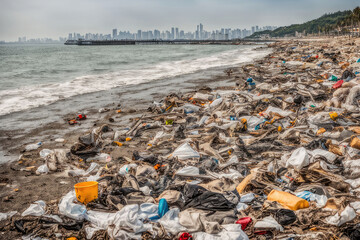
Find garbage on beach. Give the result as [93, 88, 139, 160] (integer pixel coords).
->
[4, 38, 360, 239]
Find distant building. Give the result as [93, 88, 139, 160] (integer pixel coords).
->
[154, 29, 160, 39]
[171, 27, 175, 40]
[112, 29, 118, 39]
[175, 27, 179, 39]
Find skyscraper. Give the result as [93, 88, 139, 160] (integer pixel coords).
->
[137, 30, 142, 40]
[196, 25, 200, 40]
[199, 23, 203, 39]
[175, 28, 179, 39]
[112, 29, 118, 39]
[171, 27, 175, 40]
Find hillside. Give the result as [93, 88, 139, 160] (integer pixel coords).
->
[250, 10, 352, 38]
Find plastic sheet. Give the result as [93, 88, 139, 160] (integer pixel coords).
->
[286, 147, 310, 170]
[22, 201, 46, 217]
[58, 191, 87, 221]
[171, 143, 200, 160]
[326, 205, 356, 226]
[254, 216, 284, 231]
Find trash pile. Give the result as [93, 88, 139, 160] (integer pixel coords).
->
[2, 38, 360, 239]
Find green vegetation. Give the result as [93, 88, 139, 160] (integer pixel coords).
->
[250, 7, 360, 38]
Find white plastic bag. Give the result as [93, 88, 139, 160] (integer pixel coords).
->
[311, 149, 337, 164]
[236, 202, 249, 211]
[219, 155, 238, 169]
[22, 201, 46, 217]
[286, 147, 310, 170]
[88, 153, 111, 163]
[36, 164, 49, 174]
[263, 106, 293, 117]
[254, 216, 284, 231]
[210, 98, 223, 108]
[25, 142, 42, 151]
[58, 191, 87, 221]
[326, 205, 356, 226]
[183, 104, 200, 113]
[175, 166, 199, 176]
[240, 193, 255, 203]
[171, 143, 200, 160]
[0, 211, 17, 221]
[118, 164, 137, 176]
[39, 149, 53, 158]
[158, 208, 186, 235]
[192, 224, 249, 240]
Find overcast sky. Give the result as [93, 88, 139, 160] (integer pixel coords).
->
[0, 0, 359, 41]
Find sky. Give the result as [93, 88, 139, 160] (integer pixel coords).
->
[0, 0, 359, 41]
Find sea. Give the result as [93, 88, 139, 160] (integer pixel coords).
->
[0, 43, 272, 162]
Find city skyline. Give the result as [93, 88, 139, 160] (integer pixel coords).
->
[14, 24, 277, 43]
[1, 0, 359, 41]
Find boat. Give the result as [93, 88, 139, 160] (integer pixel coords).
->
[64, 40, 78, 45]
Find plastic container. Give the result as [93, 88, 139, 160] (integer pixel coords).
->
[267, 190, 309, 210]
[74, 181, 98, 204]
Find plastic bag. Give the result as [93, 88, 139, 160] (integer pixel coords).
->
[22, 201, 46, 217]
[275, 209, 296, 226]
[0, 211, 17, 221]
[36, 164, 49, 174]
[118, 164, 137, 176]
[58, 191, 87, 221]
[183, 104, 200, 114]
[171, 143, 200, 160]
[175, 166, 200, 176]
[263, 106, 293, 117]
[212, 169, 243, 180]
[25, 142, 42, 151]
[311, 149, 337, 164]
[192, 224, 249, 240]
[108, 204, 153, 235]
[39, 149, 53, 158]
[286, 147, 310, 170]
[326, 205, 356, 226]
[236, 202, 249, 211]
[210, 98, 223, 108]
[240, 193, 255, 203]
[88, 153, 111, 163]
[219, 155, 239, 169]
[87, 210, 117, 229]
[296, 191, 327, 208]
[254, 216, 284, 231]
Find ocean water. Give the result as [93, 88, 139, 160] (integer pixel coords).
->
[0, 44, 268, 116]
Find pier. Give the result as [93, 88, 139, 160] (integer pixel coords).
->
[67, 39, 273, 46]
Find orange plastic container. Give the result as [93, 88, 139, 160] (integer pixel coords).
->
[267, 190, 309, 210]
[74, 181, 98, 204]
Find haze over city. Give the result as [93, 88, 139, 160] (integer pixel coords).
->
[1, 0, 359, 41]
